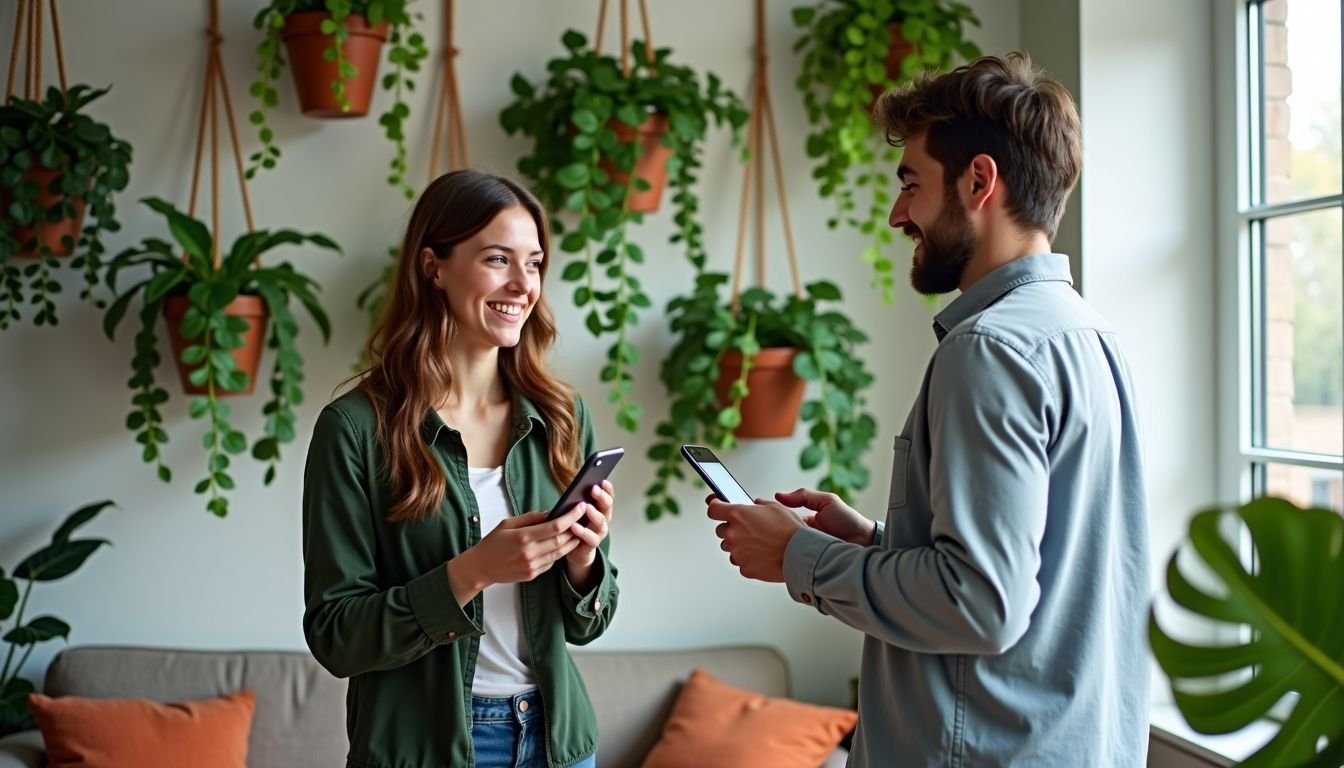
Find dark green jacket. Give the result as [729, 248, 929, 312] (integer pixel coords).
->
[302, 387, 618, 768]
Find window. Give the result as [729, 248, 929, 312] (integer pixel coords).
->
[1230, 0, 1342, 512]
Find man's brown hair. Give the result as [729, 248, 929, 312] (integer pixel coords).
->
[875, 52, 1081, 241]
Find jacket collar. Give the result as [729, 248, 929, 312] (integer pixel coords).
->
[932, 253, 1074, 341]
[420, 388, 545, 445]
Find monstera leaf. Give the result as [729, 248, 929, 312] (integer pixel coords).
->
[1150, 497, 1344, 767]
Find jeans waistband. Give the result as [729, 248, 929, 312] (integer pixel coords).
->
[471, 688, 543, 725]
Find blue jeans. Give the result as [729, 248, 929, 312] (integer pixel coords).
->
[470, 689, 596, 768]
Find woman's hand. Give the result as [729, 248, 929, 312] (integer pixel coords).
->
[446, 506, 586, 606]
[563, 480, 614, 591]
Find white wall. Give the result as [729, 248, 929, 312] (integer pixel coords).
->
[1076, 0, 1218, 709]
[0, 0, 1018, 706]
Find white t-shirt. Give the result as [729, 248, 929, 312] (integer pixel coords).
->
[467, 465, 537, 697]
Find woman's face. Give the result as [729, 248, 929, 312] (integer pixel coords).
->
[421, 205, 544, 352]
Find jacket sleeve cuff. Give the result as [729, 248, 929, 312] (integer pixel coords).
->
[784, 527, 836, 613]
[560, 549, 612, 618]
[406, 560, 482, 643]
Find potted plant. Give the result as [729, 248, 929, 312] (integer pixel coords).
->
[0, 85, 132, 328]
[500, 31, 747, 433]
[1149, 496, 1344, 766]
[0, 500, 114, 735]
[643, 273, 877, 520]
[102, 198, 338, 518]
[248, 0, 428, 198]
[793, 0, 980, 303]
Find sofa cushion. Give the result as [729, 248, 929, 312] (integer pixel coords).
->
[639, 668, 856, 768]
[29, 689, 254, 768]
[44, 646, 346, 768]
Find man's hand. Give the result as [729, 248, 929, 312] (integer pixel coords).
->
[706, 495, 805, 582]
[775, 487, 877, 546]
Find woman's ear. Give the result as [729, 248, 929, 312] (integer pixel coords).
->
[419, 247, 440, 286]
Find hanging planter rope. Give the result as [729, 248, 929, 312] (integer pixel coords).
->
[427, 0, 468, 179]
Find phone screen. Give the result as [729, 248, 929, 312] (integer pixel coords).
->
[681, 445, 755, 504]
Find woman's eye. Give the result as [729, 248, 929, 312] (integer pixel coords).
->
[487, 255, 507, 264]
[528, 260, 544, 270]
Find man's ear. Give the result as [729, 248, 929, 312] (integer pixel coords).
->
[966, 154, 998, 210]
[419, 247, 440, 286]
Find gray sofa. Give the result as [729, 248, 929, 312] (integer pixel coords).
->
[0, 645, 849, 768]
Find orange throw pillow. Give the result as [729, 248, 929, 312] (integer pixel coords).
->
[28, 689, 255, 768]
[641, 668, 857, 768]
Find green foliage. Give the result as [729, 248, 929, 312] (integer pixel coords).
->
[353, 245, 397, 369]
[500, 30, 748, 433]
[1150, 497, 1344, 767]
[0, 85, 132, 328]
[103, 198, 339, 517]
[793, 0, 979, 302]
[249, 0, 428, 198]
[644, 274, 876, 520]
[0, 500, 114, 736]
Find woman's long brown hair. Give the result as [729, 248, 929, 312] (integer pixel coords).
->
[358, 170, 581, 523]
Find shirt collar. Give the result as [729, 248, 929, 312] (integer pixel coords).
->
[420, 388, 545, 445]
[932, 253, 1074, 340]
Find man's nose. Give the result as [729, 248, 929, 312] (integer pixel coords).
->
[889, 197, 910, 229]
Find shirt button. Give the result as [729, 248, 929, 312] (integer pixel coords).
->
[447, 631, 456, 639]
[801, 594, 813, 605]
[518, 700, 529, 712]
[471, 516, 479, 523]
[592, 600, 601, 611]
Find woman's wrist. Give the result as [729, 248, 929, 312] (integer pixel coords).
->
[446, 549, 487, 606]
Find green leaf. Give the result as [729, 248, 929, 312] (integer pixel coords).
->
[556, 163, 590, 190]
[51, 501, 115, 544]
[0, 575, 17, 621]
[15, 539, 109, 582]
[3, 615, 70, 645]
[1150, 498, 1344, 766]
[800, 444, 825, 470]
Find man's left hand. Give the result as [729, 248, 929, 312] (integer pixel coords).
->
[706, 495, 805, 583]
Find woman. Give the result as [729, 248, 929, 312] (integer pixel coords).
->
[302, 170, 617, 768]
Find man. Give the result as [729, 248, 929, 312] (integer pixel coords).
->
[707, 53, 1150, 766]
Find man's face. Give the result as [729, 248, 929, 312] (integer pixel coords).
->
[888, 133, 977, 295]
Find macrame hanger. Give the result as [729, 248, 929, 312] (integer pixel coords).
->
[6, 0, 70, 102]
[593, 0, 656, 77]
[730, 0, 802, 314]
[429, 0, 468, 180]
[186, 0, 255, 267]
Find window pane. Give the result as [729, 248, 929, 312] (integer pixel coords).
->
[1257, 207, 1342, 456]
[1260, 463, 1344, 512]
[1257, 0, 1341, 205]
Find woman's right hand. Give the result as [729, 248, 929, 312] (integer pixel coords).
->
[445, 506, 587, 605]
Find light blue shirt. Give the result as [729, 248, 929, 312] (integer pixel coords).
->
[785, 254, 1150, 767]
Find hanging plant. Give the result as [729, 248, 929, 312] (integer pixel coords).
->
[793, 0, 980, 302]
[0, 85, 131, 328]
[644, 273, 876, 520]
[248, 0, 429, 198]
[103, 198, 338, 517]
[500, 30, 747, 433]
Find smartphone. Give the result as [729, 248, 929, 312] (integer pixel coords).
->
[680, 445, 755, 505]
[546, 447, 624, 522]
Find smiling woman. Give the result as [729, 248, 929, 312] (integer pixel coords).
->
[301, 170, 619, 768]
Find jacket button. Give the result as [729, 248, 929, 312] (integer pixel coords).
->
[471, 516, 479, 523]
[592, 599, 601, 612]
[447, 631, 456, 639]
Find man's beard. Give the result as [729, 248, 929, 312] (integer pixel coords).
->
[908, 186, 976, 295]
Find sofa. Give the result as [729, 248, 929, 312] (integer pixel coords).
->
[0, 644, 849, 768]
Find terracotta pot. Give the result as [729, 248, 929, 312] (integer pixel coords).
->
[282, 12, 389, 118]
[600, 114, 673, 213]
[4, 165, 87, 258]
[868, 23, 917, 110]
[163, 294, 269, 396]
[714, 348, 807, 439]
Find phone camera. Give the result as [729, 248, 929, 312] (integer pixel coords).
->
[595, 460, 603, 466]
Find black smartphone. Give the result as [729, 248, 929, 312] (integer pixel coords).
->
[546, 447, 624, 522]
[680, 445, 755, 504]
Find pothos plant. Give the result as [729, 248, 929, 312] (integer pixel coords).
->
[103, 198, 338, 517]
[793, 0, 980, 302]
[0, 85, 131, 328]
[500, 31, 747, 432]
[248, 0, 428, 198]
[0, 500, 113, 736]
[644, 273, 877, 520]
